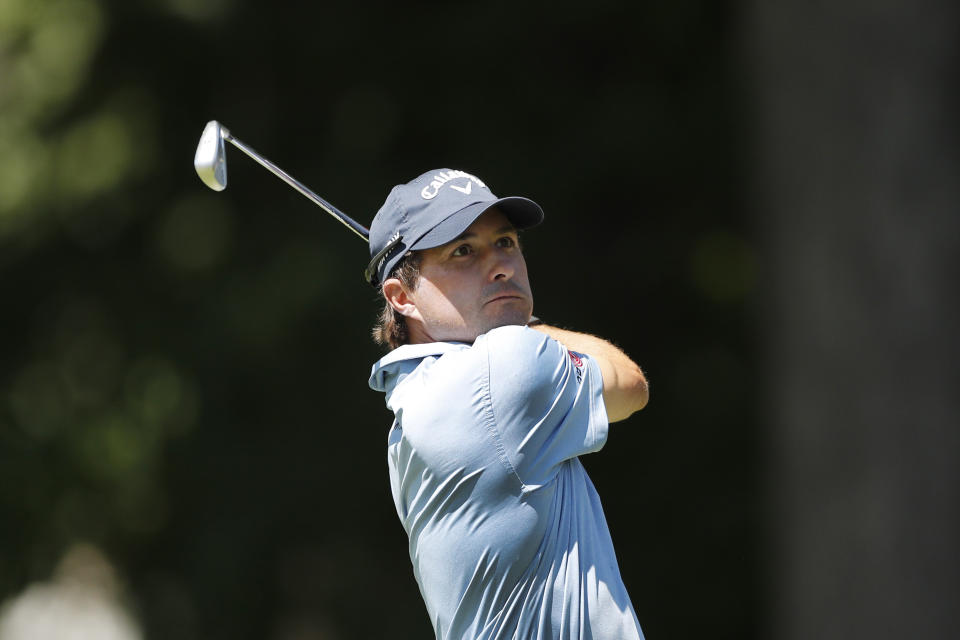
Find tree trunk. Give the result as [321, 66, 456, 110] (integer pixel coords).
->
[747, 2, 960, 638]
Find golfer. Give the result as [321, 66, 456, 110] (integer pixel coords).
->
[367, 169, 648, 639]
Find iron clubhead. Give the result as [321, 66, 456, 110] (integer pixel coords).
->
[194, 120, 228, 191]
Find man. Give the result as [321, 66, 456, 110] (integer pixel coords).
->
[367, 169, 649, 639]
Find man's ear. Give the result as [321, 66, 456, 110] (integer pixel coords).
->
[382, 277, 418, 318]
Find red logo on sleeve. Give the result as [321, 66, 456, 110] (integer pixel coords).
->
[568, 351, 584, 383]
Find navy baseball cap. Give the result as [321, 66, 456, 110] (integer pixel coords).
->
[365, 169, 544, 286]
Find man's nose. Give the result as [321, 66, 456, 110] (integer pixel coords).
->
[489, 252, 515, 281]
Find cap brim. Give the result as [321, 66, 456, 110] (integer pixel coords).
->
[411, 196, 544, 251]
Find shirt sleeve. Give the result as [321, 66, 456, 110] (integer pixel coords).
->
[480, 325, 609, 489]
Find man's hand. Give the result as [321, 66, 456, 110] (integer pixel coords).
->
[529, 324, 648, 422]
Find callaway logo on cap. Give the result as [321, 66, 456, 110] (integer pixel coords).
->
[365, 168, 544, 286]
[419, 170, 487, 200]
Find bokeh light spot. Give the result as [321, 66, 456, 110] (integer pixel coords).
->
[55, 112, 135, 200]
[124, 357, 199, 435]
[77, 412, 145, 481]
[0, 543, 143, 640]
[0, 127, 49, 226]
[2, 0, 105, 121]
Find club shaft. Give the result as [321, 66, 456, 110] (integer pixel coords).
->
[223, 132, 370, 241]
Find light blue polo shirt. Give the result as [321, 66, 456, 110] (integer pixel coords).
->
[369, 325, 644, 640]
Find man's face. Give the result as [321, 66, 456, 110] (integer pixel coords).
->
[389, 208, 534, 344]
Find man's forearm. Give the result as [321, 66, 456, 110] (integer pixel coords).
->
[530, 323, 649, 422]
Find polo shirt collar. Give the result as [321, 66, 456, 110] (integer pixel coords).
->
[369, 341, 470, 393]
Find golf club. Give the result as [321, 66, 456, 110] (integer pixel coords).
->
[193, 120, 370, 241]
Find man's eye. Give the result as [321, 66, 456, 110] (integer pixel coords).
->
[497, 236, 517, 248]
[452, 244, 472, 257]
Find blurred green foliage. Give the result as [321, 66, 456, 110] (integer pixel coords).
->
[0, 1, 756, 638]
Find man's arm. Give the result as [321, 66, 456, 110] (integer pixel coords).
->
[529, 324, 648, 422]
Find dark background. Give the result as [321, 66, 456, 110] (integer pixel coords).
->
[1, 1, 956, 639]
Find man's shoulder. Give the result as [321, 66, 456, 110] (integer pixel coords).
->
[398, 327, 554, 388]
[478, 324, 550, 352]
[370, 327, 560, 393]
[478, 325, 569, 376]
